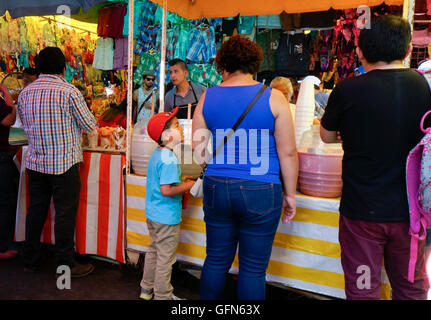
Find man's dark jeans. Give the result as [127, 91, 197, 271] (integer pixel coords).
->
[22, 164, 81, 268]
[0, 152, 19, 253]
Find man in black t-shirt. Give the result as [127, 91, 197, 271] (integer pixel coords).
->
[321, 16, 430, 300]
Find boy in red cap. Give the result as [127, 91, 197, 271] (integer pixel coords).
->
[139, 107, 195, 300]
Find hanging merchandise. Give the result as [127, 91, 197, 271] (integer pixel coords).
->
[322, 58, 339, 90]
[0, 54, 6, 72]
[186, 24, 217, 64]
[188, 63, 222, 87]
[0, 18, 8, 49]
[123, 0, 145, 38]
[280, 12, 301, 32]
[65, 62, 77, 82]
[331, 9, 360, 80]
[300, 9, 337, 29]
[156, 27, 179, 61]
[6, 55, 16, 73]
[237, 15, 256, 40]
[93, 37, 114, 70]
[257, 15, 282, 29]
[137, 0, 158, 30]
[173, 22, 192, 61]
[135, 24, 161, 55]
[221, 16, 239, 37]
[257, 29, 282, 72]
[275, 32, 310, 77]
[8, 18, 20, 53]
[97, 2, 127, 38]
[43, 22, 56, 47]
[113, 37, 128, 70]
[97, 5, 113, 37]
[107, 3, 127, 38]
[319, 30, 333, 72]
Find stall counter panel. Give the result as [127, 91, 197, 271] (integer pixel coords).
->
[126, 174, 391, 300]
[14, 147, 127, 264]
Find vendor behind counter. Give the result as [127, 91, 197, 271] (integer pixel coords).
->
[97, 98, 127, 129]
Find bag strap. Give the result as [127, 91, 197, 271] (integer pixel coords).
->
[137, 89, 154, 117]
[420, 110, 431, 134]
[198, 84, 268, 178]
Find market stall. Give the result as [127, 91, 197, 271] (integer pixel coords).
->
[0, 1, 130, 264]
[3, 0, 414, 300]
[122, 0, 408, 300]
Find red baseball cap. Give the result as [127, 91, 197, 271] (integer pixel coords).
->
[146, 107, 179, 144]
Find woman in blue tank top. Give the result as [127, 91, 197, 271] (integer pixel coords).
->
[192, 35, 298, 300]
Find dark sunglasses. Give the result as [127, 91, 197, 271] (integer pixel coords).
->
[145, 77, 155, 81]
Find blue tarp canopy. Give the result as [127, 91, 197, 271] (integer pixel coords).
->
[0, 0, 109, 18]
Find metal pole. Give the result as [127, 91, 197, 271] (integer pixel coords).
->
[159, 0, 168, 112]
[403, 0, 415, 67]
[126, 0, 135, 175]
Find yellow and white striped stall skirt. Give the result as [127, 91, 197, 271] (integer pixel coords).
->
[126, 174, 391, 299]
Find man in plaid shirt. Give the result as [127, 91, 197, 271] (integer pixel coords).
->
[17, 47, 97, 277]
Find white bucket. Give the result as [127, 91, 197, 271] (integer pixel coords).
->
[131, 132, 157, 176]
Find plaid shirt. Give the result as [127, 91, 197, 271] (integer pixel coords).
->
[17, 75, 96, 175]
[134, 24, 161, 56]
[137, 0, 157, 31]
[188, 63, 222, 88]
[186, 26, 217, 63]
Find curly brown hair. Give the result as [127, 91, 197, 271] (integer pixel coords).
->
[215, 35, 263, 75]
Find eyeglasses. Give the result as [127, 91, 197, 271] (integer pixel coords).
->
[145, 78, 155, 82]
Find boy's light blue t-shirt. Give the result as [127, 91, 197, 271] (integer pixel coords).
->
[145, 148, 182, 225]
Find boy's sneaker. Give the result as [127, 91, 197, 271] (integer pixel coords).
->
[140, 288, 154, 300]
[171, 295, 185, 300]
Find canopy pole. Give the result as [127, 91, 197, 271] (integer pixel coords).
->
[159, 0, 168, 112]
[403, 0, 415, 67]
[126, 0, 135, 175]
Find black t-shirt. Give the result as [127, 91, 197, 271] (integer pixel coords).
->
[321, 68, 431, 223]
[0, 97, 12, 152]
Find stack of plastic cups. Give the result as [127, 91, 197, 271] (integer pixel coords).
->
[294, 80, 316, 147]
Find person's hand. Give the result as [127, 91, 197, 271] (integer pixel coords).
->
[185, 179, 195, 190]
[282, 194, 296, 224]
[0, 84, 14, 106]
[0, 83, 8, 94]
[182, 176, 194, 183]
[336, 131, 343, 143]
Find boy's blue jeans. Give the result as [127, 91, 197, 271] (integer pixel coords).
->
[200, 176, 283, 300]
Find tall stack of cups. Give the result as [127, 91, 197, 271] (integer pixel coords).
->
[294, 80, 315, 147]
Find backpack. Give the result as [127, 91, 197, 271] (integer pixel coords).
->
[406, 109, 431, 283]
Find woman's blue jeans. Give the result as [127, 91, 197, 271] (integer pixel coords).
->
[200, 176, 283, 300]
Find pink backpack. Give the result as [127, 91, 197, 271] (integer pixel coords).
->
[406, 110, 431, 283]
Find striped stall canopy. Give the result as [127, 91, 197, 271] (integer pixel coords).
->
[126, 174, 391, 299]
[15, 147, 127, 264]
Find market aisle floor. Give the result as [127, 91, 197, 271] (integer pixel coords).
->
[0, 243, 316, 300]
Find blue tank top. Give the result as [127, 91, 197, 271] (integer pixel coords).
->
[202, 83, 281, 184]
